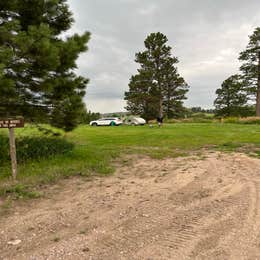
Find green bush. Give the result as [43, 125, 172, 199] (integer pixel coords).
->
[0, 136, 74, 164]
[0, 135, 10, 163]
[223, 117, 239, 124]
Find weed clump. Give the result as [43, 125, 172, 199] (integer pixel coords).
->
[0, 183, 41, 199]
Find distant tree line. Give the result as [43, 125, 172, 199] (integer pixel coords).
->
[189, 107, 215, 114]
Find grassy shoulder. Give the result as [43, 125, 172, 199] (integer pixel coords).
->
[1, 123, 260, 200]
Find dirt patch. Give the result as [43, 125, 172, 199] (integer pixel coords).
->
[1, 152, 260, 259]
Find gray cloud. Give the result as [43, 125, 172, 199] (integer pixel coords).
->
[67, 0, 260, 112]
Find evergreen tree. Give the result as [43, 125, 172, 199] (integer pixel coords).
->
[0, 0, 90, 131]
[214, 75, 250, 116]
[124, 71, 158, 120]
[239, 27, 260, 116]
[164, 73, 187, 118]
[125, 32, 188, 119]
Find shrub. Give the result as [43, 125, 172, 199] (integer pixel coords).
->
[164, 118, 180, 123]
[190, 112, 208, 118]
[177, 118, 213, 123]
[223, 117, 239, 124]
[0, 135, 10, 163]
[238, 117, 260, 124]
[222, 117, 260, 124]
[147, 119, 157, 124]
[0, 136, 74, 164]
[148, 118, 214, 124]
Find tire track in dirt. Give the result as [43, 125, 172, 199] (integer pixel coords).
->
[84, 155, 253, 259]
[214, 155, 260, 260]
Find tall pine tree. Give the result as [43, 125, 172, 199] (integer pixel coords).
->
[0, 0, 90, 131]
[239, 27, 260, 116]
[125, 32, 188, 120]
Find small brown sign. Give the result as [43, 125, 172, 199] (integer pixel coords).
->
[0, 118, 24, 128]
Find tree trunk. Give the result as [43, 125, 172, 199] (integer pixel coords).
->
[159, 97, 163, 118]
[167, 86, 171, 118]
[256, 51, 260, 116]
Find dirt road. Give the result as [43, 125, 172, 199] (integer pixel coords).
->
[1, 152, 260, 259]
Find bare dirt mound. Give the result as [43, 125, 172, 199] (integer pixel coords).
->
[1, 152, 260, 259]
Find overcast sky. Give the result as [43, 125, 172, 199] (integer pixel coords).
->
[67, 0, 260, 113]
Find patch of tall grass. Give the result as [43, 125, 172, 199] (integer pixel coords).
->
[0, 133, 74, 164]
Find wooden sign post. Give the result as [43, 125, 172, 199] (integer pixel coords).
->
[0, 118, 24, 180]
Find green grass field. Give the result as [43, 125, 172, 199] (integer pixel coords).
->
[1, 123, 260, 198]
